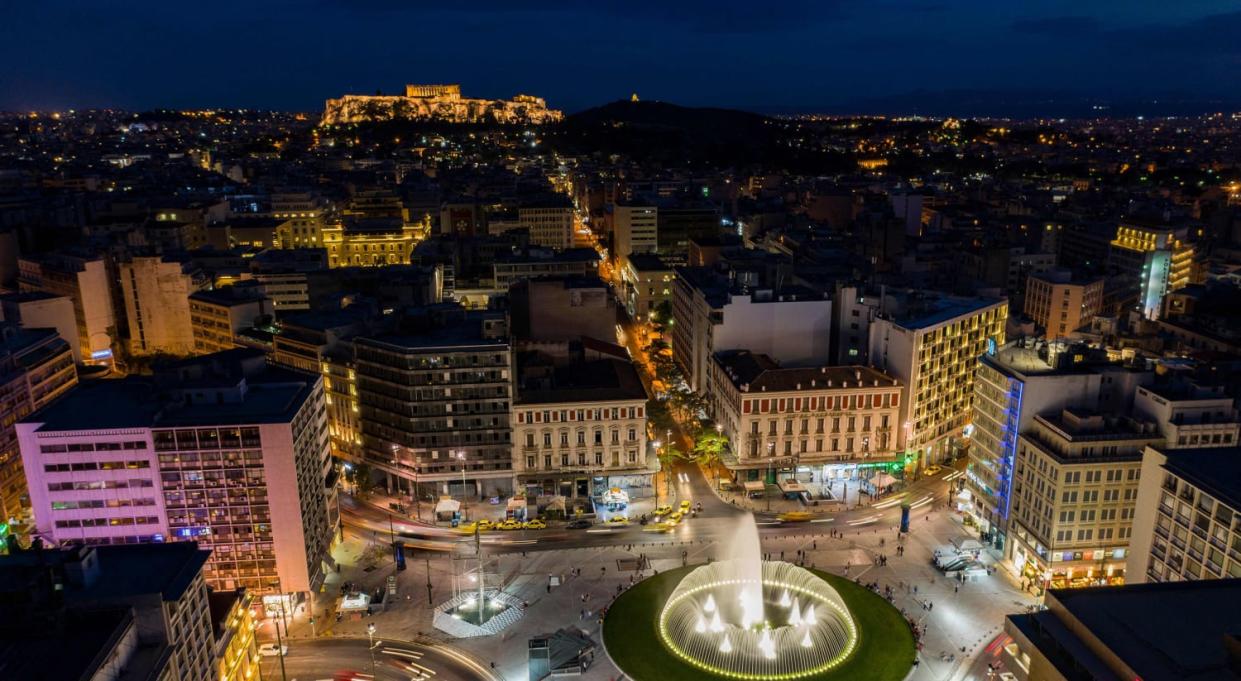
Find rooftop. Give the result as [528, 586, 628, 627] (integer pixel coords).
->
[626, 253, 670, 272]
[713, 350, 899, 393]
[1160, 446, 1241, 512]
[1009, 579, 1241, 681]
[877, 290, 1006, 330]
[517, 358, 646, 405]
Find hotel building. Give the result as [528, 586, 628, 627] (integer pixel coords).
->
[1108, 221, 1195, 320]
[1023, 269, 1105, 340]
[709, 351, 902, 484]
[1007, 409, 1162, 590]
[868, 293, 1008, 466]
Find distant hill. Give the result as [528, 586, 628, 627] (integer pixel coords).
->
[552, 100, 848, 171]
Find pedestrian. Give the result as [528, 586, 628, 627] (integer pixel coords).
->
[954, 584, 959, 593]
[781, 551, 785, 560]
[491, 662, 496, 670]
[929, 602, 933, 611]
[580, 609, 585, 620]
[813, 540, 817, 550]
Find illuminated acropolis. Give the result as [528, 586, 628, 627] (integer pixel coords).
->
[321, 83, 563, 125]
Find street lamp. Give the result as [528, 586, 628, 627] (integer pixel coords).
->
[652, 440, 663, 506]
[455, 450, 468, 520]
[766, 441, 775, 512]
[366, 622, 377, 674]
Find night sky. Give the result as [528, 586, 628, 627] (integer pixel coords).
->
[3, 0, 1238, 114]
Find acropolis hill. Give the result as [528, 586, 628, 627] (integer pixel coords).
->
[321, 84, 563, 126]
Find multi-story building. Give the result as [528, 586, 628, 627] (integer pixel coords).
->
[17, 252, 117, 365]
[272, 310, 371, 461]
[512, 358, 654, 500]
[620, 253, 673, 322]
[323, 216, 424, 268]
[493, 248, 601, 291]
[1003, 579, 1241, 681]
[1127, 444, 1241, 584]
[0, 542, 216, 681]
[120, 254, 211, 356]
[710, 351, 902, 484]
[1007, 409, 1162, 591]
[1024, 269, 1105, 340]
[1132, 378, 1239, 449]
[0, 325, 77, 533]
[965, 342, 1105, 549]
[19, 349, 337, 598]
[189, 283, 274, 354]
[250, 247, 329, 313]
[354, 308, 513, 503]
[868, 292, 1008, 466]
[518, 199, 574, 250]
[270, 191, 326, 248]
[673, 266, 833, 392]
[208, 588, 260, 681]
[612, 201, 658, 259]
[0, 291, 80, 363]
[510, 276, 618, 343]
[1108, 220, 1196, 320]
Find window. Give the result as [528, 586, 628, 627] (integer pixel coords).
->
[525, 433, 535, 447]
[526, 456, 535, 469]
[543, 433, 552, 447]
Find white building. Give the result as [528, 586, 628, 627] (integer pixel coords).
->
[119, 255, 211, 356]
[519, 204, 574, 250]
[18, 253, 117, 365]
[672, 266, 832, 393]
[612, 203, 658, 259]
[1132, 379, 1239, 449]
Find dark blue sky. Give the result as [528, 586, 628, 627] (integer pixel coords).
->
[3, 0, 1238, 113]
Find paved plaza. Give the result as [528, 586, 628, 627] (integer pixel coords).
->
[267, 474, 1036, 681]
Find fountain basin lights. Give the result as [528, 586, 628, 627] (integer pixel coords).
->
[657, 560, 858, 680]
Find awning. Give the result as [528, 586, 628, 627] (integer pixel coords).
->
[434, 498, 461, 514]
[743, 481, 766, 492]
[869, 473, 898, 488]
[544, 495, 567, 512]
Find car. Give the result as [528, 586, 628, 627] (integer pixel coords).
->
[679, 500, 692, 512]
[924, 464, 944, 476]
[474, 519, 495, 531]
[496, 519, 522, 530]
[669, 511, 683, 522]
[777, 511, 813, 523]
[258, 643, 288, 657]
[523, 519, 547, 530]
[644, 522, 675, 533]
[566, 519, 592, 529]
[653, 505, 673, 516]
[607, 515, 629, 524]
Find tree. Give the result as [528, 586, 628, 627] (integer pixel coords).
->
[344, 462, 374, 496]
[646, 398, 676, 435]
[691, 430, 730, 488]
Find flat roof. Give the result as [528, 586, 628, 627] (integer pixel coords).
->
[517, 359, 646, 405]
[1160, 446, 1241, 511]
[1014, 579, 1241, 681]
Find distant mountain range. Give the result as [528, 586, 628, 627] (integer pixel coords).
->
[750, 89, 1241, 119]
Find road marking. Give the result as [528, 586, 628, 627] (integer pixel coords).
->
[586, 529, 614, 534]
[847, 514, 880, 526]
[810, 518, 834, 523]
[873, 494, 907, 510]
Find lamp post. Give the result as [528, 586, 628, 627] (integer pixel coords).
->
[652, 440, 663, 506]
[713, 424, 724, 490]
[455, 450, 468, 521]
[766, 441, 775, 512]
[367, 623, 377, 674]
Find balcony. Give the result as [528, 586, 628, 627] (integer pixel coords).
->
[1153, 524, 1169, 540]
[1170, 535, 1186, 550]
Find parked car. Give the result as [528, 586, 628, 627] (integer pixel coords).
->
[566, 519, 593, 529]
[653, 505, 673, 516]
[607, 515, 629, 525]
[523, 519, 547, 530]
[258, 643, 288, 657]
[496, 519, 522, 530]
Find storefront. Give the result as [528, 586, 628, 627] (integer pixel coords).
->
[1010, 531, 1126, 593]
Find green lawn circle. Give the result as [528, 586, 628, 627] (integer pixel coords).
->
[602, 565, 915, 681]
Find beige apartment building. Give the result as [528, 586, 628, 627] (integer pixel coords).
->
[709, 351, 902, 484]
[1127, 444, 1241, 584]
[120, 255, 211, 356]
[1024, 269, 1104, 340]
[1007, 409, 1162, 591]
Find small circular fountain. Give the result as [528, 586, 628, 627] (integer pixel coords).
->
[658, 560, 857, 679]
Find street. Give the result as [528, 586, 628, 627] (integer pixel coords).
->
[261, 636, 499, 681]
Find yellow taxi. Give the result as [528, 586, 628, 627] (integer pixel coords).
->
[679, 500, 692, 513]
[654, 505, 673, 516]
[608, 515, 630, 525]
[496, 519, 523, 531]
[523, 519, 547, 530]
[777, 511, 813, 523]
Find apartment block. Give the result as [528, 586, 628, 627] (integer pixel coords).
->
[17, 252, 117, 365]
[1007, 409, 1162, 591]
[710, 351, 902, 484]
[612, 202, 658, 259]
[673, 266, 832, 393]
[620, 253, 673, 322]
[518, 200, 574, 250]
[868, 292, 1008, 466]
[120, 254, 211, 356]
[1127, 445, 1241, 584]
[354, 308, 513, 502]
[0, 325, 77, 531]
[1132, 378, 1239, 449]
[1024, 269, 1105, 340]
[189, 282, 274, 354]
[19, 349, 337, 597]
[1108, 221, 1196, 320]
[0, 542, 216, 681]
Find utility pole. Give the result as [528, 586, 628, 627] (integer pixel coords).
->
[273, 614, 288, 681]
[475, 524, 485, 613]
[426, 556, 433, 605]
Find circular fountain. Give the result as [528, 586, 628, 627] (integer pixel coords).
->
[602, 513, 914, 681]
[658, 560, 857, 678]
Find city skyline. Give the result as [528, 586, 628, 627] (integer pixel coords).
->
[5, 1, 1240, 115]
